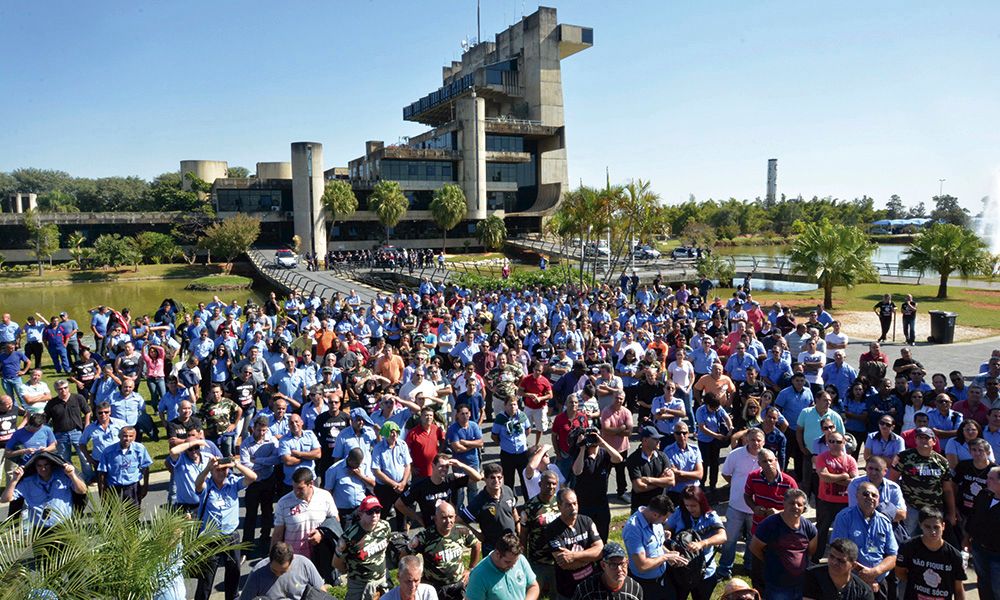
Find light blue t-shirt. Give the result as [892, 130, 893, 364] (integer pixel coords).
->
[371, 439, 412, 482]
[98, 442, 153, 486]
[13, 472, 75, 527]
[623, 509, 667, 580]
[278, 431, 320, 485]
[199, 474, 245, 534]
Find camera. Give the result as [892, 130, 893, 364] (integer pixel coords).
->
[584, 427, 599, 446]
[217, 457, 235, 467]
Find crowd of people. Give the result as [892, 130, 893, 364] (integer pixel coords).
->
[1, 275, 998, 600]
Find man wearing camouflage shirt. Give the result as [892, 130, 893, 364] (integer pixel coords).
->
[335, 495, 393, 600]
[406, 501, 481, 600]
[199, 383, 242, 457]
[889, 426, 958, 538]
[519, 470, 560, 598]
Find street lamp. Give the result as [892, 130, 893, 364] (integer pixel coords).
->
[306, 144, 316, 263]
[938, 178, 946, 197]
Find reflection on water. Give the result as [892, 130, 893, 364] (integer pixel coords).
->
[2, 279, 267, 322]
[731, 277, 819, 293]
[715, 244, 908, 265]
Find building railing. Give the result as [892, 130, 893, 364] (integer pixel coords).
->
[485, 116, 542, 126]
[0, 211, 211, 225]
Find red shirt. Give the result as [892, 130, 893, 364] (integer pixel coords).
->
[901, 428, 943, 453]
[520, 374, 552, 410]
[743, 468, 799, 533]
[953, 399, 989, 428]
[815, 450, 857, 504]
[405, 424, 444, 478]
[552, 411, 590, 455]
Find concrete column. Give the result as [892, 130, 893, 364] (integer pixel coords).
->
[291, 142, 328, 258]
[457, 94, 487, 219]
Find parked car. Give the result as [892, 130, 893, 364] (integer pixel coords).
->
[671, 246, 698, 259]
[632, 244, 661, 260]
[585, 242, 610, 257]
[274, 249, 298, 269]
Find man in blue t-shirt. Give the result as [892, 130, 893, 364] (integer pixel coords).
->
[1, 453, 87, 527]
[0, 341, 30, 405]
[194, 454, 257, 600]
[749, 488, 818, 597]
[447, 403, 484, 507]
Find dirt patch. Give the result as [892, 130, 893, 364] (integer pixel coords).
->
[966, 302, 1000, 310]
[966, 289, 1000, 299]
[834, 311, 998, 343]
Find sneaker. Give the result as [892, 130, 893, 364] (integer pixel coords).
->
[620, 492, 631, 504]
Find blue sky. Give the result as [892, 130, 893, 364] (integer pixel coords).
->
[2, 1, 998, 213]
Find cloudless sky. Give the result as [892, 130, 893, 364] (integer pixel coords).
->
[2, 1, 999, 213]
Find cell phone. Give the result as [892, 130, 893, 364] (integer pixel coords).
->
[217, 457, 235, 466]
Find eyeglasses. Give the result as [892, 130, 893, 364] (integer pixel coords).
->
[829, 440, 845, 445]
[879, 421, 893, 427]
[674, 432, 689, 436]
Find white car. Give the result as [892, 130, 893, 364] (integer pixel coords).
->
[274, 249, 298, 269]
[671, 246, 697, 259]
[633, 245, 661, 260]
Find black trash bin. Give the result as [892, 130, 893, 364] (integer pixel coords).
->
[928, 310, 958, 344]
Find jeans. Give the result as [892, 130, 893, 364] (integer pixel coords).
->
[195, 530, 241, 600]
[55, 430, 92, 482]
[66, 340, 80, 365]
[971, 544, 1000, 600]
[675, 388, 694, 427]
[719, 507, 753, 575]
[243, 473, 277, 551]
[902, 317, 916, 344]
[47, 345, 70, 373]
[237, 405, 256, 439]
[764, 584, 803, 600]
[146, 377, 166, 410]
[814, 499, 846, 560]
[2, 377, 22, 407]
[453, 471, 480, 509]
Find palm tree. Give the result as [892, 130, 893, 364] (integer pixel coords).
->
[899, 223, 990, 298]
[0, 493, 238, 600]
[788, 219, 878, 308]
[320, 180, 358, 238]
[476, 214, 507, 250]
[429, 183, 468, 253]
[369, 181, 408, 244]
[67, 231, 87, 269]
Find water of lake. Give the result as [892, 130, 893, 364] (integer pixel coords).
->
[2, 279, 268, 323]
[715, 244, 908, 265]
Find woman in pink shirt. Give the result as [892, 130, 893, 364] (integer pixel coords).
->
[141, 343, 167, 407]
[813, 431, 858, 561]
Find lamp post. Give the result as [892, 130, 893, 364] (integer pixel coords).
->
[306, 144, 316, 262]
[938, 178, 946, 197]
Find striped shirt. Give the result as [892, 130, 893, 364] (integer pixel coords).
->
[571, 572, 644, 600]
[743, 468, 799, 533]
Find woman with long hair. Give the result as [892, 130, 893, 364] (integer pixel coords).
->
[664, 485, 727, 600]
[945, 419, 995, 469]
[695, 393, 733, 497]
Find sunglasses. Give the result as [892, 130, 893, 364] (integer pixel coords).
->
[829, 440, 845, 445]
[363, 508, 380, 516]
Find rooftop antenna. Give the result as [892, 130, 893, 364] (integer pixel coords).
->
[477, 0, 481, 45]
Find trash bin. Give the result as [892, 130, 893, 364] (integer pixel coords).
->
[928, 310, 958, 344]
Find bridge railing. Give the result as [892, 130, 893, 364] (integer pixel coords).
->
[246, 248, 344, 299]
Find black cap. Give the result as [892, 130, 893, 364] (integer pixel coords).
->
[640, 425, 663, 440]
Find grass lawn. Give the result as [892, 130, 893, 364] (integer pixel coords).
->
[444, 252, 507, 263]
[185, 274, 253, 290]
[749, 282, 1000, 329]
[0, 263, 220, 285]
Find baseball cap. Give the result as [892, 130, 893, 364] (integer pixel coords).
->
[380, 422, 400, 437]
[640, 425, 664, 440]
[59, 311, 67, 317]
[358, 496, 383, 513]
[350, 408, 374, 426]
[322, 366, 335, 374]
[914, 427, 936, 438]
[603, 542, 627, 560]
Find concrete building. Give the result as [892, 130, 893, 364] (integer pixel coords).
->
[3, 192, 37, 213]
[210, 6, 591, 250]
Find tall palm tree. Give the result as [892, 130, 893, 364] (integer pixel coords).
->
[900, 223, 989, 298]
[788, 219, 878, 308]
[429, 184, 468, 253]
[369, 181, 408, 244]
[321, 180, 358, 239]
[0, 493, 238, 600]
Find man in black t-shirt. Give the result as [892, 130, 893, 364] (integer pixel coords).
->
[625, 427, 675, 513]
[166, 400, 203, 447]
[44, 380, 91, 475]
[458, 462, 519, 554]
[313, 395, 351, 482]
[873, 294, 895, 344]
[0, 394, 20, 484]
[803, 538, 874, 600]
[896, 508, 966, 600]
[543, 488, 604, 600]
[396, 453, 482, 527]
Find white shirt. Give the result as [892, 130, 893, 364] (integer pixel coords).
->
[797, 350, 826, 385]
[523, 464, 566, 499]
[667, 360, 695, 392]
[274, 488, 339, 558]
[721, 446, 760, 514]
[824, 331, 849, 360]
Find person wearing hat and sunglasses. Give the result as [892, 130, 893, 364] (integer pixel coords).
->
[569, 541, 643, 600]
[335, 494, 393, 600]
[625, 426, 676, 514]
[890, 426, 958, 538]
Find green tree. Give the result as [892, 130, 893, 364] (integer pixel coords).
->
[0, 493, 237, 600]
[37, 190, 79, 212]
[134, 231, 181, 264]
[429, 183, 468, 252]
[899, 223, 990, 298]
[75, 176, 150, 212]
[929, 195, 970, 228]
[11, 168, 74, 194]
[907, 201, 926, 218]
[0, 172, 16, 197]
[66, 231, 88, 269]
[184, 172, 214, 195]
[198, 213, 261, 272]
[696, 254, 735, 286]
[23, 209, 59, 276]
[788, 219, 879, 308]
[680, 220, 716, 248]
[886, 194, 905, 219]
[476, 214, 507, 250]
[368, 180, 408, 244]
[321, 179, 359, 236]
[92, 233, 141, 271]
[226, 166, 251, 178]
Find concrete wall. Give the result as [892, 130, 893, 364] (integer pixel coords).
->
[457, 95, 487, 220]
[290, 142, 327, 258]
[256, 162, 292, 180]
[180, 160, 229, 194]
